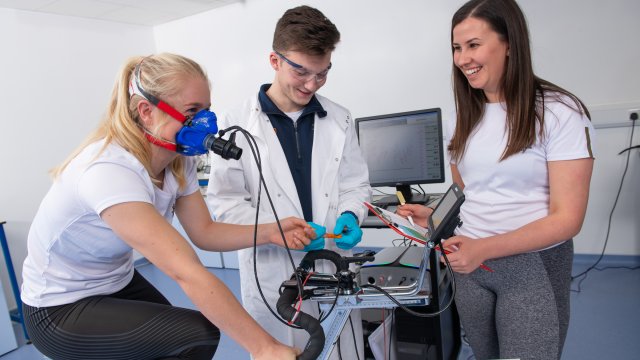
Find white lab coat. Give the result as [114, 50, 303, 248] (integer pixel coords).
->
[207, 92, 371, 359]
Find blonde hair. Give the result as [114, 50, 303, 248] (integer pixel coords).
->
[51, 53, 209, 189]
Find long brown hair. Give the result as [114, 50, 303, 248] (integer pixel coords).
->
[51, 53, 209, 189]
[448, 0, 590, 162]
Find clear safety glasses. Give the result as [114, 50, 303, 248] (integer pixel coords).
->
[275, 51, 332, 83]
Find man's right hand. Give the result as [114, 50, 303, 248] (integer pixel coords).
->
[303, 222, 326, 251]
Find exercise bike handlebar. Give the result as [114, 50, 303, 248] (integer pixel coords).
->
[276, 286, 325, 360]
[276, 250, 375, 360]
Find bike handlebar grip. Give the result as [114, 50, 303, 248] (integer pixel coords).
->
[299, 249, 345, 272]
[276, 287, 325, 360]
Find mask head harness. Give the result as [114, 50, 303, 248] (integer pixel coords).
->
[128, 60, 218, 156]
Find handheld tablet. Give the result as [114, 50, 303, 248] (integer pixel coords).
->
[427, 183, 465, 245]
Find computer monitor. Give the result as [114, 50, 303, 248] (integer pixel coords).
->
[356, 108, 445, 206]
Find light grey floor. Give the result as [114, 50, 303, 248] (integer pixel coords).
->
[2, 256, 639, 360]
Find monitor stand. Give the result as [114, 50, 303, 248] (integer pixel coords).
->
[373, 185, 430, 207]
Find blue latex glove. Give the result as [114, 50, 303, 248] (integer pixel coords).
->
[303, 222, 326, 251]
[332, 212, 362, 250]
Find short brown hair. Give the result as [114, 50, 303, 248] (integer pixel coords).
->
[272, 5, 340, 55]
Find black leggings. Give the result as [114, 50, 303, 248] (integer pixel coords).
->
[23, 270, 220, 360]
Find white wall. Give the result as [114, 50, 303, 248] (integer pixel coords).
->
[0, 0, 638, 308]
[0, 8, 155, 308]
[154, 0, 460, 120]
[155, 0, 640, 254]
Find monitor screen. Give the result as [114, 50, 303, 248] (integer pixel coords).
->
[356, 108, 445, 205]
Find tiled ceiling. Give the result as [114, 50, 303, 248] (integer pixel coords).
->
[0, 0, 240, 26]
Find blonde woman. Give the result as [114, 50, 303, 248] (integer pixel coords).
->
[21, 53, 313, 360]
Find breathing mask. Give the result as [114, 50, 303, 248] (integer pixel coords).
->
[175, 109, 218, 156]
[128, 62, 240, 159]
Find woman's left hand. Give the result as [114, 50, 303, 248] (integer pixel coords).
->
[266, 217, 314, 250]
[440, 235, 487, 274]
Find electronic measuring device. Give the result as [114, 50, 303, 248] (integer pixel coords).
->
[277, 183, 465, 360]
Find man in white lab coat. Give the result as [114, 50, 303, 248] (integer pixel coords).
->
[207, 5, 371, 359]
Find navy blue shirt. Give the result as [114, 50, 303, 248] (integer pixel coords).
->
[258, 84, 327, 222]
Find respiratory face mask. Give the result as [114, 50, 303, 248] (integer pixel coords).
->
[128, 62, 241, 159]
[175, 109, 218, 156]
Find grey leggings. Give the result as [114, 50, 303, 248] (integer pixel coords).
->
[454, 240, 573, 360]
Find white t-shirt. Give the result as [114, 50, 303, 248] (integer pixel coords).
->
[446, 95, 595, 240]
[22, 140, 199, 307]
[285, 109, 304, 123]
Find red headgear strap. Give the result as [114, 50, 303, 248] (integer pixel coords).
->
[128, 61, 187, 123]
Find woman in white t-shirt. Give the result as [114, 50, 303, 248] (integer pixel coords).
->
[397, 1, 594, 359]
[21, 53, 314, 360]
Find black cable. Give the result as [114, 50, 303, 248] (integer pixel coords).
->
[571, 265, 640, 293]
[361, 249, 456, 318]
[595, 265, 640, 270]
[333, 316, 361, 360]
[571, 263, 640, 293]
[618, 144, 640, 155]
[223, 126, 305, 328]
[388, 310, 394, 360]
[571, 117, 637, 292]
[405, 237, 414, 247]
[317, 283, 340, 323]
[348, 315, 361, 360]
[392, 237, 413, 247]
[373, 188, 393, 196]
